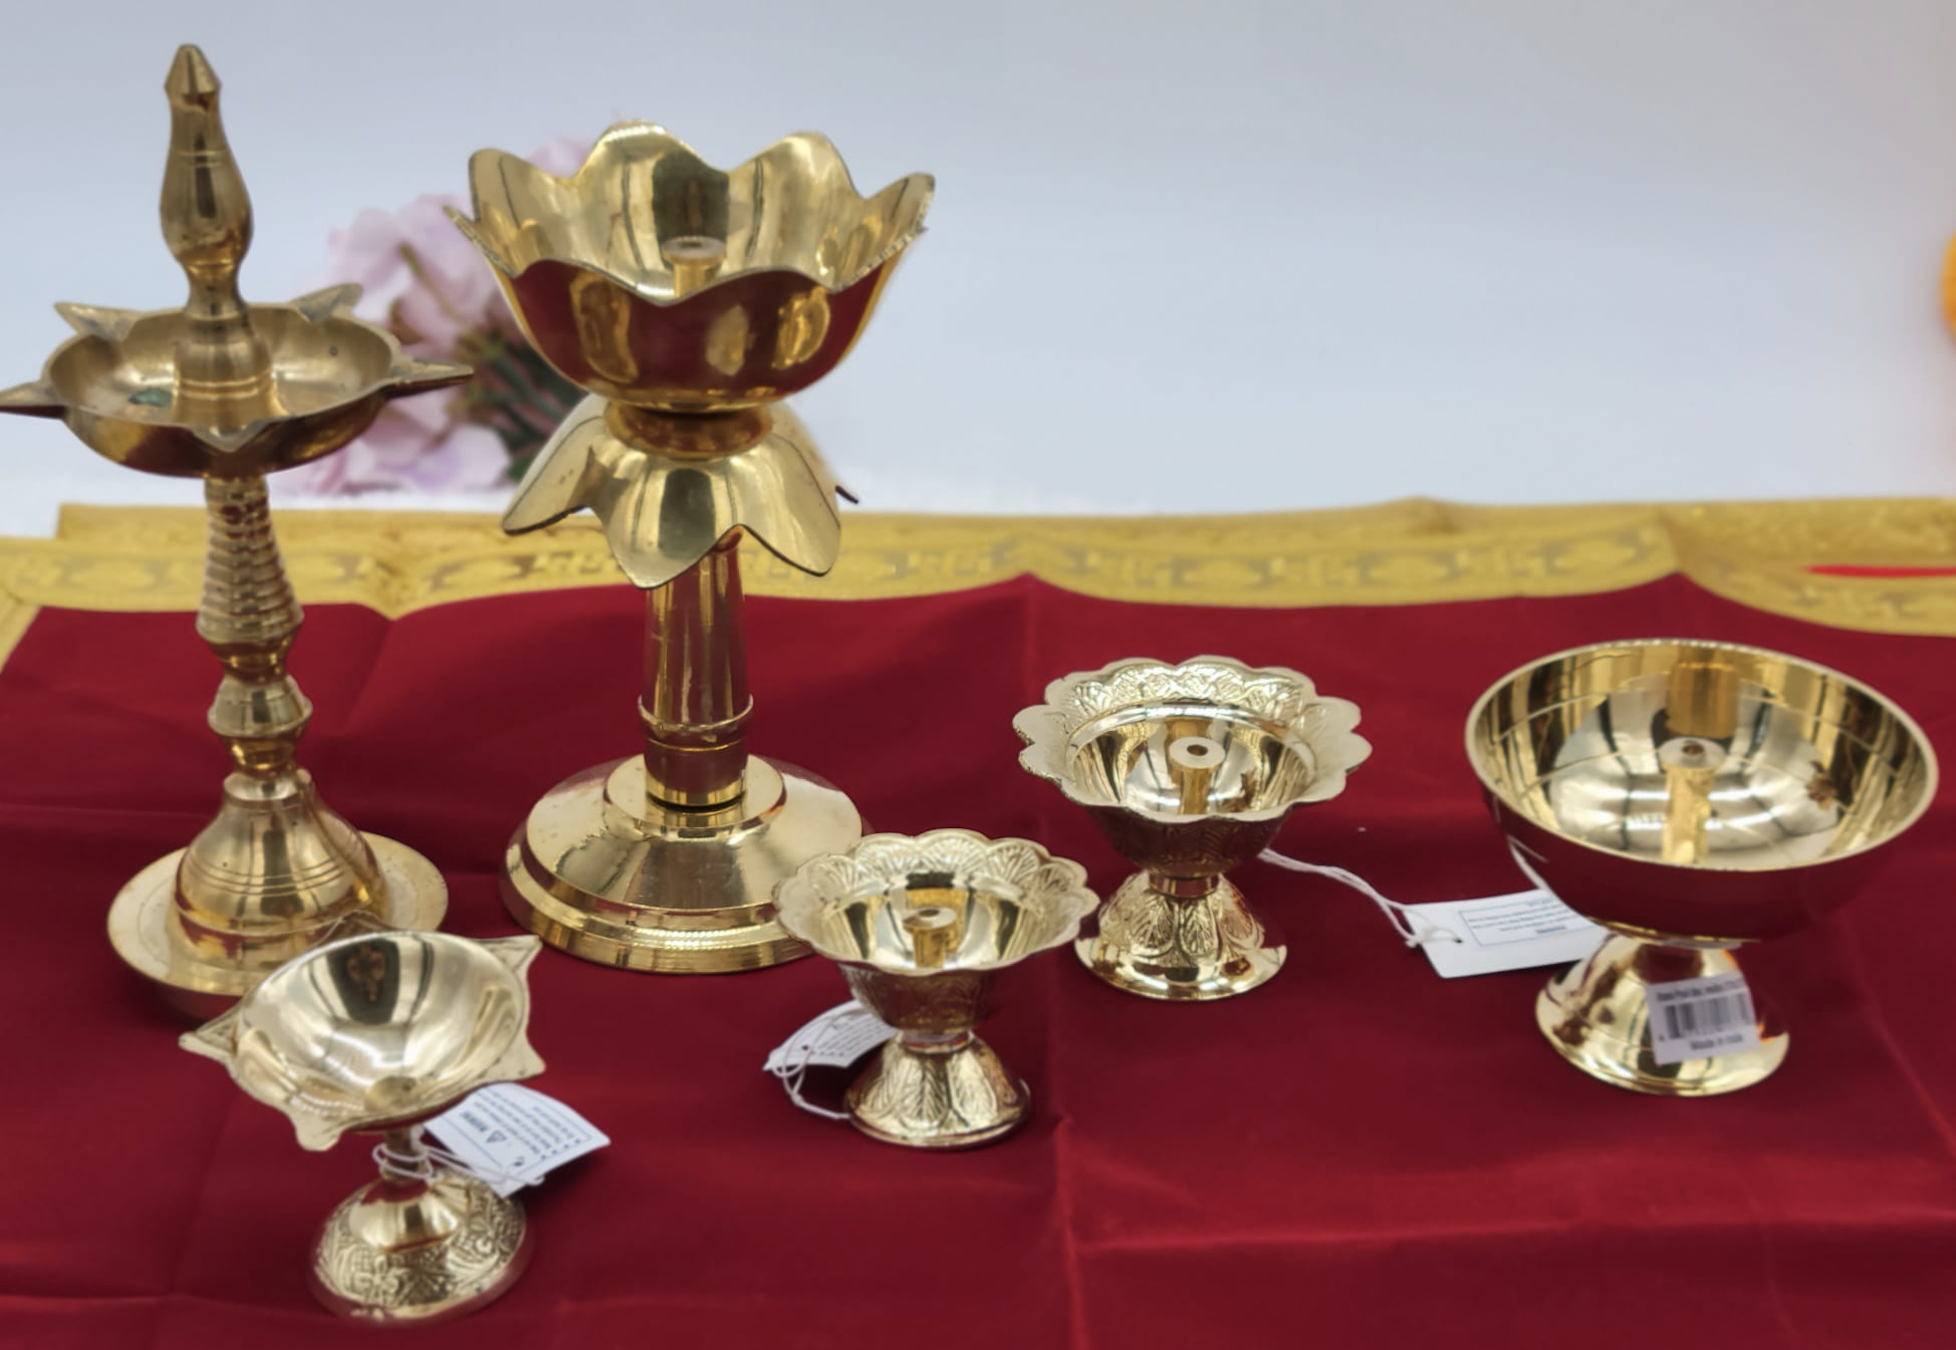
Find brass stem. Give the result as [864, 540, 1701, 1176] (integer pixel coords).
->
[641, 530, 751, 810]
[1148, 871, 1221, 900]
[197, 475, 310, 776]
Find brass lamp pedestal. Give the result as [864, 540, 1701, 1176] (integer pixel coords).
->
[309, 1126, 533, 1323]
[495, 405, 864, 971]
[0, 47, 460, 1016]
[1537, 936, 1788, 1096]
[452, 124, 932, 973]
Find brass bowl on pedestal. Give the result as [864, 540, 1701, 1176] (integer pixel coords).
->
[1466, 639, 1936, 1095]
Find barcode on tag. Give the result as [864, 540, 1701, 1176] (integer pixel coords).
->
[1646, 972, 1763, 1065]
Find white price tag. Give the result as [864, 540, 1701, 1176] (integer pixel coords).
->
[1405, 890, 1608, 979]
[1646, 971, 1763, 1065]
[424, 1083, 610, 1197]
[765, 1000, 894, 1120]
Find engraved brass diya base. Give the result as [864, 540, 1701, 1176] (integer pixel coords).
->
[845, 1031, 1030, 1149]
[1016, 657, 1371, 1003]
[453, 126, 931, 973]
[1082, 873, 1283, 1001]
[1469, 639, 1936, 1096]
[183, 930, 545, 1321]
[503, 754, 861, 972]
[0, 47, 462, 1009]
[1536, 936, 1788, 1096]
[776, 830, 1098, 1149]
[308, 1131, 534, 1325]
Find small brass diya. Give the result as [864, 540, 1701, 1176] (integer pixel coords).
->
[450, 124, 932, 973]
[0, 46, 463, 1016]
[1467, 639, 1937, 1096]
[182, 928, 545, 1322]
[774, 830, 1098, 1148]
[1015, 656, 1372, 1001]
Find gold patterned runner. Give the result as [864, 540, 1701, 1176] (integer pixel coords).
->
[0, 498, 1953, 673]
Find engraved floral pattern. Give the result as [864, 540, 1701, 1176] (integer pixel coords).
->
[313, 1176, 525, 1317]
[1014, 656, 1371, 819]
[775, 829, 1099, 974]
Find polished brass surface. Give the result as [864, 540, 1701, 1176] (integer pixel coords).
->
[457, 125, 928, 972]
[776, 830, 1097, 1148]
[0, 47, 462, 1008]
[1536, 936, 1789, 1096]
[1467, 638, 1937, 1094]
[182, 931, 543, 1321]
[503, 754, 862, 972]
[1015, 657, 1372, 1001]
[451, 124, 931, 412]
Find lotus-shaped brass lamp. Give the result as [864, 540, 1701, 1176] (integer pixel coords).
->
[450, 124, 932, 972]
[0, 46, 460, 1017]
[1015, 656, 1372, 1001]
[1467, 639, 1936, 1095]
[775, 830, 1097, 1148]
[182, 928, 545, 1322]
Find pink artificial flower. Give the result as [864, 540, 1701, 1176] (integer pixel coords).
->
[288, 139, 593, 496]
[283, 387, 511, 495]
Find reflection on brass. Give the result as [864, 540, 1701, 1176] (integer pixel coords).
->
[1467, 638, 1937, 1095]
[772, 289, 830, 370]
[451, 123, 930, 411]
[183, 931, 544, 1322]
[453, 126, 930, 973]
[776, 831, 1098, 1148]
[0, 46, 462, 1015]
[704, 305, 753, 377]
[1015, 656, 1372, 1001]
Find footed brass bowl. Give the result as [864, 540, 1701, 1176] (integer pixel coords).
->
[184, 931, 546, 1322]
[1467, 639, 1936, 1095]
[1015, 656, 1371, 1001]
[775, 830, 1097, 1149]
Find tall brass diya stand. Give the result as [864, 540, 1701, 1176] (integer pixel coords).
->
[450, 123, 932, 971]
[0, 47, 461, 1016]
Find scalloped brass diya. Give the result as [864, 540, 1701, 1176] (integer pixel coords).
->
[1016, 657, 1372, 1001]
[182, 929, 545, 1322]
[1468, 640, 1936, 1096]
[450, 124, 932, 972]
[775, 830, 1098, 1148]
[0, 46, 460, 1017]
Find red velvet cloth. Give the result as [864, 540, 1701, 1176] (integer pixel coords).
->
[3, 573, 1954, 1348]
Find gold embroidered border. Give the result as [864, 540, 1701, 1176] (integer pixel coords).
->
[0, 499, 1952, 665]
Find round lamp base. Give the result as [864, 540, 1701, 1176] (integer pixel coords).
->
[846, 1035, 1030, 1149]
[1536, 935, 1789, 1096]
[310, 1171, 531, 1324]
[1076, 873, 1285, 1001]
[503, 754, 862, 973]
[107, 834, 449, 1023]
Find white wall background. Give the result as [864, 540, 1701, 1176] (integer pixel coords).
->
[2, 0, 1955, 535]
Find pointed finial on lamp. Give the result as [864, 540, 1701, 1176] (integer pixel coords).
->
[161, 44, 278, 425]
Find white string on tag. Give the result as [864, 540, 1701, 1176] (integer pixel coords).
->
[372, 1124, 530, 1192]
[764, 1000, 896, 1121]
[769, 1059, 855, 1122]
[1258, 848, 1465, 947]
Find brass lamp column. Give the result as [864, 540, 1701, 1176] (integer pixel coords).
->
[451, 124, 933, 972]
[0, 46, 463, 1016]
